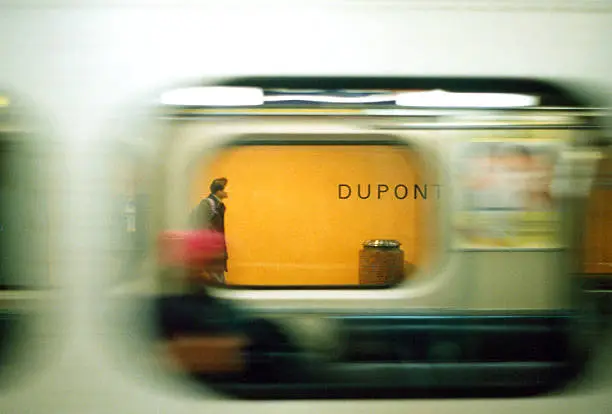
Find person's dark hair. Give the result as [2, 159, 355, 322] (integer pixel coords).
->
[210, 177, 227, 194]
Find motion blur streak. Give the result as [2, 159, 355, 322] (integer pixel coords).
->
[0, 0, 611, 413]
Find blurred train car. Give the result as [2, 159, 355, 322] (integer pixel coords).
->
[140, 78, 605, 399]
[2, 1, 612, 414]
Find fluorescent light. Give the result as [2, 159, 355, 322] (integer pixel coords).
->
[395, 89, 539, 108]
[159, 87, 539, 108]
[264, 94, 396, 104]
[160, 87, 264, 106]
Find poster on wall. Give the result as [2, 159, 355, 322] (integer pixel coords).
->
[452, 133, 567, 250]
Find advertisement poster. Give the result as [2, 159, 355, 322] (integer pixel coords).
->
[453, 134, 566, 250]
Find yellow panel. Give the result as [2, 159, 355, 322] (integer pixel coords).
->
[584, 156, 612, 275]
[190, 145, 433, 286]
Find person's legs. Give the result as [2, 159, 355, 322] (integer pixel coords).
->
[211, 271, 225, 284]
[205, 259, 226, 285]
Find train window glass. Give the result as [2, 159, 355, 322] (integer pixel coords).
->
[584, 153, 612, 275]
[0, 93, 55, 388]
[581, 148, 612, 311]
[0, 136, 18, 289]
[186, 139, 438, 288]
[0, 131, 49, 290]
[109, 144, 150, 286]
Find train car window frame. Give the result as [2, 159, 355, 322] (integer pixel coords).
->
[122, 77, 608, 400]
[160, 121, 456, 298]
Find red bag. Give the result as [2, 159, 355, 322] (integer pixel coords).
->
[158, 230, 226, 269]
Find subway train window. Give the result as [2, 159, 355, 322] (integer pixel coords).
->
[117, 77, 609, 399]
[108, 142, 150, 286]
[581, 149, 612, 320]
[187, 140, 436, 287]
[0, 92, 54, 387]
